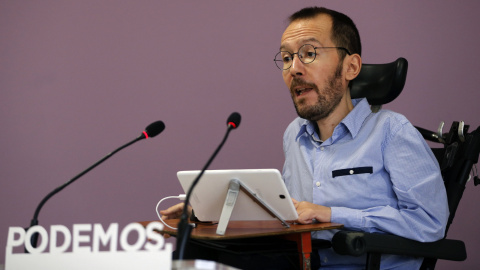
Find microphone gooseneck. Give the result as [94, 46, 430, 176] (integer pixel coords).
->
[27, 120, 165, 249]
[176, 112, 241, 260]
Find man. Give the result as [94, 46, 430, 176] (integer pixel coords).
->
[278, 6, 448, 269]
[162, 6, 448, 269]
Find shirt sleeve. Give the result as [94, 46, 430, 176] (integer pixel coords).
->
[330, 121, 449, 242]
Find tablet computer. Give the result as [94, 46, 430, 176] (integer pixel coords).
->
[177, 169, 298, 222]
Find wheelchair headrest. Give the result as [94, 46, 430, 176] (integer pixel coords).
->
[350, 57, 408, 105]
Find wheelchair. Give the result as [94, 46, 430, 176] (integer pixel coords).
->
[330, 57, 480, 270]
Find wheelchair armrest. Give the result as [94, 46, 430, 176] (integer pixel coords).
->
[332, 231, 466, 261]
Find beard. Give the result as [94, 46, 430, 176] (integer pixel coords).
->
[290, 62, 344, 122]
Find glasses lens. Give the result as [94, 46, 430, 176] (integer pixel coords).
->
[298, 44, 316, 64]
[274, 51, 292, 70]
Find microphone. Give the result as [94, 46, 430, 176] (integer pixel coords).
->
[142, 121, 166, 139]
[27, 121, 165, 248]
[226, 112, 241, 129]
[176, 112, 241, 260]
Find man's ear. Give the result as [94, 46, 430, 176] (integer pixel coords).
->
[345, 54, 362, 82]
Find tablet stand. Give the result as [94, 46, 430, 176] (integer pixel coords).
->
[216, 178, 291, 235]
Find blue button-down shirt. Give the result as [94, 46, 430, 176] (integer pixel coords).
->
[282, 98, 448, 269]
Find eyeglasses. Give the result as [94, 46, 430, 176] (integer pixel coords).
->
[274, 44, 351, 70]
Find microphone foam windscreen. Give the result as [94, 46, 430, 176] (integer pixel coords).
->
[227, 112, 241, 129]
[145, 121, 165, 138]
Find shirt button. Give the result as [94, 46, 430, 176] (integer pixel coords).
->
[316, 181, 321, 187]
[349, 170, 354, 175]
[320, 146, 325, 151]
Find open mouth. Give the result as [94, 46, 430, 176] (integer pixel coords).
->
[295, 88, 313, 96]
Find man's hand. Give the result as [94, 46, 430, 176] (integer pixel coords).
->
[159, 202, 191, 220]
[159, 203, 191, 239]
[292, 198, 331, 224]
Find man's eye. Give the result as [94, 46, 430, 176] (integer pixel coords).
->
[306, 52, 316, 57]
[283, 56, 292, 63]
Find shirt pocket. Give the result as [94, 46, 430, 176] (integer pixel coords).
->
[331, 166, 373, 178]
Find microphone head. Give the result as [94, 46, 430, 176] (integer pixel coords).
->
[226, 112, 241, 129]
[144, 121, 165, 138]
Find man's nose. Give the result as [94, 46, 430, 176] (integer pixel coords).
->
[289, 54, 305, 76]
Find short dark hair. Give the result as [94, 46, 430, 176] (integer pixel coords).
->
[289, 7, 362, 58]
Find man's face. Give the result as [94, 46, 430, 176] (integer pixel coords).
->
[280, 15, 347, 121]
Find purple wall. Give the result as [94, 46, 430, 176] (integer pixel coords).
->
[1, 1, 479, 268]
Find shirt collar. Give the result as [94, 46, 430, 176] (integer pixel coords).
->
[296, 119, 321, 142]
[295, 98, 371, 142]
[339, 98, 371, 138]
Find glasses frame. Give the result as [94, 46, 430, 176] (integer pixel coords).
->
[274, 44, 352, 70]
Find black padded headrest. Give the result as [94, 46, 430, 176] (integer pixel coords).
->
[350, 57, 408, 105]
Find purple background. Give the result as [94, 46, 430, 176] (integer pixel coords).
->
[1, 1, 479, 268]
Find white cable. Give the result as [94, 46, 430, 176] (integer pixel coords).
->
[155, 194, 186, 230]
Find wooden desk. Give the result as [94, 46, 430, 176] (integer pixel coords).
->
[140, 220, 343, 270]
